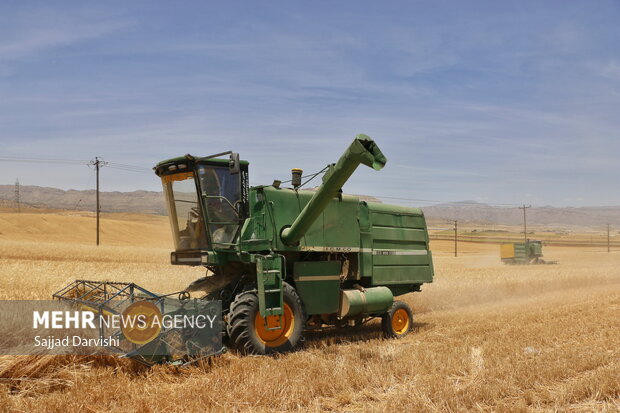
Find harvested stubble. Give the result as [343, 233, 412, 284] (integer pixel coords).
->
[0, 213, 619, 412]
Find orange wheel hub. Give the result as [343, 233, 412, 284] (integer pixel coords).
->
[391, 308, 410, 335]
[254, 303, 295, 347]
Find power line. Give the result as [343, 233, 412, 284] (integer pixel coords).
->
[107, 166, 149, 172]
[106, 163, 152, 174]
[0, 156, 89, 165]
[107, 162, 151, 171]
[0, 156, 152, 173]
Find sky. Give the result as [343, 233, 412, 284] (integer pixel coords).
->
[0, 1, 619, 207]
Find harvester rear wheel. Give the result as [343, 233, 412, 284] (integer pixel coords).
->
[228, 282, 306, 355]
[381, 301, 413, 338]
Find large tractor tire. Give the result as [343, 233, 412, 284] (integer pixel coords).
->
[381, 301, 413, 339]
[228, 282, 306, 355]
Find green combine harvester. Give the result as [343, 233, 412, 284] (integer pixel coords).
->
[500, 240, 556, 265]
[55, 135, 434, 362]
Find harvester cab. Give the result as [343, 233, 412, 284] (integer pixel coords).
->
[154, 152, 248, 256]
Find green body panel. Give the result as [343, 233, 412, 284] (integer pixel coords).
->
[365, 202, 434, 287]
[370, 227, 428, 243]
[372, 254, 430, 266]
[242, 187, 362, 251]
[358, 203, 373, 278]
[371, 265, 434, 285]
[293, 261, 341, 315]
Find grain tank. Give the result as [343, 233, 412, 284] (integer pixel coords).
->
[154, 135, 434, 355]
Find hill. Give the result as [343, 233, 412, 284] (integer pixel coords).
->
[0, 185, 166, 215]
[423, 201, 620, 228]
[1, 185, 619, 228]
[0, 184, 380, 215]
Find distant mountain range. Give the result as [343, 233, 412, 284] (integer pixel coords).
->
[1, 185, 618, 228]
[0, 185, 166, 214]
[422, 201, 620, 228]
[0, 185, 380, 216]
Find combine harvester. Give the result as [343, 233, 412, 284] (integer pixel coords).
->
[500, 240, 557, 265]
[54, 135, 434, 364]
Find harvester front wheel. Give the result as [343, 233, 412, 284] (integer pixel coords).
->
[381, 301, 413, 339]
[228, 282, 306, 355]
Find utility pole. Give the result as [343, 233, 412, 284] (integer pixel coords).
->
[89, 157, 106, 246]
[519, 204, 531, 244]
[454, 220, 458, 257]
[96, 158, 100, 246]
[14, 178, 20, 213]
[608, 224, 611, 253]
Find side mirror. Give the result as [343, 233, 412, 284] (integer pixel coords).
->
[229, 152, 240, 175]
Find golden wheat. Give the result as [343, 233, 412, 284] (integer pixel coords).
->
[0, 212, 619, 412]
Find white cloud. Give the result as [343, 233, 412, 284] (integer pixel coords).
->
[0, 9, 131, 60]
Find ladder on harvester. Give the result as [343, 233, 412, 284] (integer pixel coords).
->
[255, 254, 285, 331]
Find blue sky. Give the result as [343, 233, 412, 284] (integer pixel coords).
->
[0, 1, 619, 207]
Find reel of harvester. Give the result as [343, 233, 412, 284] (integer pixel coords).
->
[52, 280, 224, 366]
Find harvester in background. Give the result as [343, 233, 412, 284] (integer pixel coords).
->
[55, 135, 434, 363]
[500, 240, 557, 265]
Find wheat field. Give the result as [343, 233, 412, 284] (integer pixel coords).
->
[0, 212, 619, 412]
